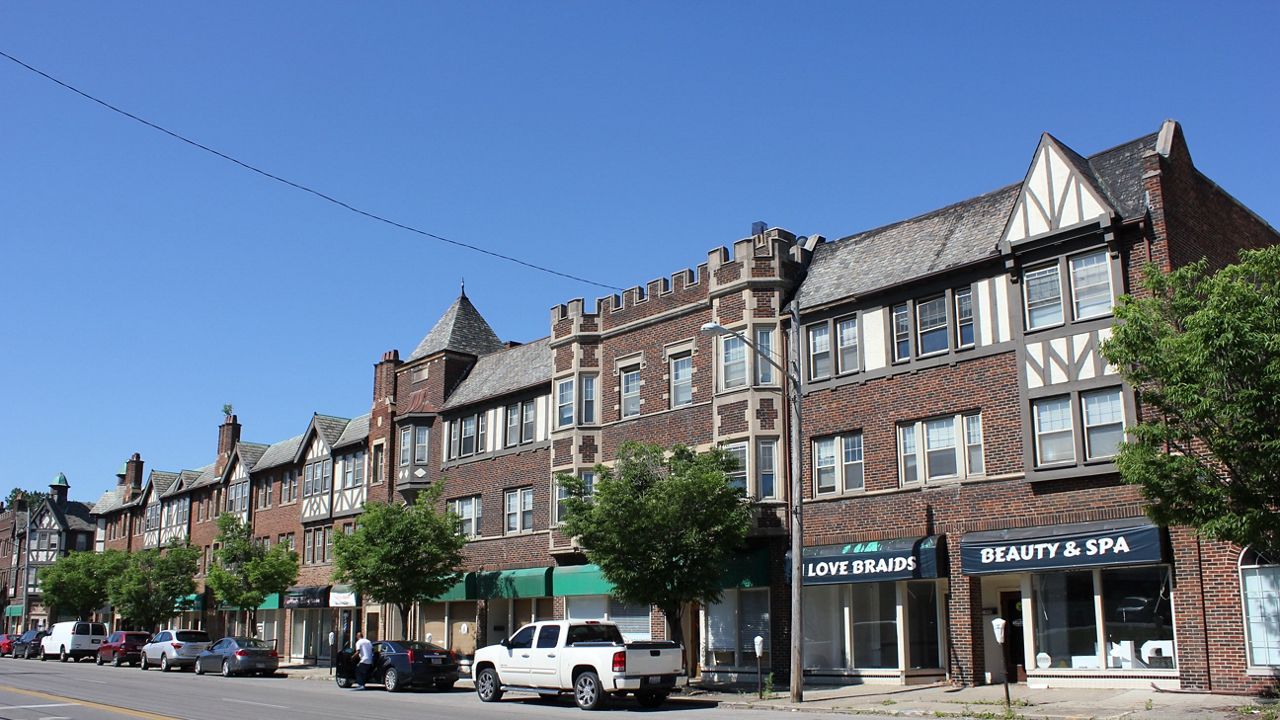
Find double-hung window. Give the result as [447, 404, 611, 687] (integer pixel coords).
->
[723, 442, 748, 492]
[448, 496, 481, 538]
[556, 471, 595, 523]
[1033, 396, 1075, 465]
[621, 367, 642, 418]
[955, 288, 975, 347]
[460, 416, 477, 456]
[580, 375, 597, 424]
[842, 433, 864, 492]
[505, 488, 534, 534]
[722, 336, 747, 389]
[916, 296, 948, 355]
[807, 324, 831, 380]
[557, 378, 575, 427]
[506, 404, 522, 446]
[813, 431, 863, 495]
[414, 426, 429, 463]
[1082, 388, 1124, 460]
[1025, 264, 1064, 330]
[756, 440, 777, 499]
[755, 328, 775, 385]
[836, 316, 858, 373]
[521, 400, 536, 442]
[892, 304, 911, 361]
[898, 413, 983, 485]
[1070, 250, 1113, 319]
[670, 354, 693, 407]
[814, 437, 837, 494]
[399, 426, 412, 466]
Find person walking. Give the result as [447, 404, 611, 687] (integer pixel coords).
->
[353, 632, 374, 690]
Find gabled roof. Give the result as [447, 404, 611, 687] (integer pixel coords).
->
[162, 466, 211, 499]
[254, 434, 304, 471]
[797, 127, 1161, 310]
[334, 413, 371, 450]
[91, 486, 127, 515]
[220, 442, 270, 481]
[42, 499, 96, 533]
[441, 337, 553, 410]
[149, 470, 180, 498]
[407, 292, 505, 361]
[292, 414, 351, 462]
[187, 463, 220, 490]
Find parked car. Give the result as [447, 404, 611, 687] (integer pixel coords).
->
[13, 630, 50, 659]
[194, 636, 280, 677]
[0, 633, 16, 656]
[40, 621, 109, 662]
[472, 620, 685, 710]
[96, 631, 152, 667]
[140, 629, 211, 672]
[334, 640, 459, 692]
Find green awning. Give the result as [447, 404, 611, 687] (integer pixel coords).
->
[552, 565, 615, 597]
[258, 593, 280, 610]
[720, 547, 771, 589]
[4, 604, 23, 617]
[433, 573, 476, 601]
[476, 567, 552, 599]
[175, 593, 204, 612]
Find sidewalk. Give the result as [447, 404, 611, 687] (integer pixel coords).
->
[280, 666, 1267, 720]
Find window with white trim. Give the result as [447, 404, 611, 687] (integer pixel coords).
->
[580, 375, 597, 425]
[399, 426, 412, 466]
[1033, 395, 1075, 465]
[898, 413, 983, 485]
[807, 323, 831, 380]
[414, 426, 429, 464]
[723, 442, 748, 492]
[505, 487, 534, 534]
[836, 316, 858, 374]
[1025, 264, 1064, 330]
[556, 471, 595, 523]
[448, 495, 482, 538]
[916, 296, 948, 355]
[1070, 250, 1113, 320]
[757, 439, 778, 499]
[892, 303, 911, 362]
[621, 366, 641, 418]
[813, 431, 863, 496]
[1082, 388, 1124, 460]
[449, 412, 489, 459]
[955, 288, 974, 348]
[670, 354, 693, 407]
[721, 335, 747, 389]
[755, 328, 776, 385]
[1241, 549, 1280, 667]
[557, 378, 575, 427]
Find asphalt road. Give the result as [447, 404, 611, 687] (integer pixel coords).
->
[0, 656, 899, 720]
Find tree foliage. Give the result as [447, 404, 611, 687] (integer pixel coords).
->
[107, 542, 200, 632]
[558, 442, 753, 645]
[333, 482, 465, 637]
[39, 550, 128, 619]
[5, 488, 48, 509]
[206, 514, 299, 635]
[1101, 246, 1280, 554]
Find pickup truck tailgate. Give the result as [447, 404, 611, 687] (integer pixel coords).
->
[624, 642, 683, 675]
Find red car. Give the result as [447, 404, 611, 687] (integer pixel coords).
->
[0, 634, 15, 657]
[96, 631, 152, 667]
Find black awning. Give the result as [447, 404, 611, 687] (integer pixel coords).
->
[792, 536, 946, 585]
[283, 585, 331, 608]
[960, 518, 1164, 575]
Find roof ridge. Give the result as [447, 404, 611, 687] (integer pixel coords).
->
[1086, 130, 1160, 160]
[832, 182, 1020, 246]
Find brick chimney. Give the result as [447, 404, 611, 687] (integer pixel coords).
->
[216, 414, 241, 475]
[373, 350, 401, 410]
[124, 453, 144, 501]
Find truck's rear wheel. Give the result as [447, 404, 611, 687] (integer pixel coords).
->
[574, 670, 606, 711]
[476, 667, 503, 702]
[637, 691, 668, 709]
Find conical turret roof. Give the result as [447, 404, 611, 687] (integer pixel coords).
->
[407, 291, 505, 361]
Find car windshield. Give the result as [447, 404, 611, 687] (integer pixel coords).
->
[175, 631, 210, 642]
[235, 637, 274, 649]
[399, 641, 447, 653]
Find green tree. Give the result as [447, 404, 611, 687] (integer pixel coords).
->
[558, 442, 753, 645]
[1101, 246, 1280, 554]
[107, 543, 200, 632]
[5, 488, 48, 509]
[333, 483, 465, 637]
[39, 550, 128, 619]
[206, 514, 299, 636]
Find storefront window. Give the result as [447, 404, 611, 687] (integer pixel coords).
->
[1241, 550, 1280, 667]
[704, 588, 770, 667]
[1033, 571, 1098, 668]
[803, 584, 846, 668]
[906, 582, 942, 669]
[851, 582, 898, 669]
[1101, 567, 1175, 669]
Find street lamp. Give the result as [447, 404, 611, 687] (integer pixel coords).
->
[701, 312, 805, 703]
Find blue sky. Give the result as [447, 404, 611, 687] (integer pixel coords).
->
[2, 2, 1277, 503]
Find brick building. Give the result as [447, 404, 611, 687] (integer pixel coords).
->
[790, 120, 1279, 692]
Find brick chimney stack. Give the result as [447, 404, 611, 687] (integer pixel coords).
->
[124, 453, 144, 501]
[373, 350, 401, 410]
[216, 414, 241, 475]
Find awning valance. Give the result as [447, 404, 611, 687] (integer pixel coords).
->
[552, 565, 615, 597]
[175, 593, 204, 612]
[476, 567, 552, 599]
[960, 519, 1164, 575]
[4, 604, 23, 617]
[794, 536, 946, 585]
[433, 573, 475, 601]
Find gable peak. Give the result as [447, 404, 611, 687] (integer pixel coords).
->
[1001, 132, 1116, 247]
[407, 293, 505, 361]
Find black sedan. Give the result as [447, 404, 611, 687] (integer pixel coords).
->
[12, 630, 49, 659]
[334, 640, 459, 692]
[193, 636, 280, 677]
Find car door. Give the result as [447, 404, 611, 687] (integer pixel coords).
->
[372, 642, 393, 683]
[527, 624, 561, 688]
[149, 632, 169, 661]
[201, 639, 223, 673]
[498, 624, 537, 687]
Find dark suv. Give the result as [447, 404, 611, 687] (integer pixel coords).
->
[97, 631, 151, 667]
[13, 629, 49, 659]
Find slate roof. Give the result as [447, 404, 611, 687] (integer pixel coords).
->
[91, 487, 127, 515]
[797, 130, 1160, 311]
[254, 434, 304, 471]
[407, 293, 506, 361]
[235, 442, 270, 473]
[150, 470, 180, 498]
[441, 337, 553, 410]
[163, 467, 210, 498]
[188, 463, 220, 490]
[61, 501, 96, 532]
[334, 413, 371, 450]
[314, 415, 350, 448]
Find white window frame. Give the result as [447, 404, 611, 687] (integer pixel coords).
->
[813, 437, 837, 495]
[898, 413, 983, 485]
[670, 353, 693, 408]
[755, 327, 776, 385]
[756, 439, 778, 500]
[807, 323, 831, 381]
[557, 378, 576, 428]
[1024, 263, 1064, 331]
[399, 426, 412, 467]
[915, 295, 949, 357]
[505, 487, 534, 534]
[556, 471, 595, 524]
[892, 303, 911, 362]
[1069, 249, 1114, 321]
[1241, 549, 1280, 668]
[721, 335, 748, 390]
[1082, 387, 1125, 460]
[813, 432, 864, 496]
[621, 367, 642, 418]
[521, 400, 536, 443]
[723, 442, 748, 492]
[414, 426, 430, 464]
[1033, 395, 1076, 466]
[955, 287, 975, 348]
[836, 316, 859, 374]
[449, 495, 481, 538]
[580, 375, 597, 425]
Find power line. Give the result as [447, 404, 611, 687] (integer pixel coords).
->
[0, 49, 624, 292]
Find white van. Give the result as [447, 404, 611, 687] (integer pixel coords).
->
[40, 620, 109, 662]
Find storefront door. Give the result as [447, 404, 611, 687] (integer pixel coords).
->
[1000, 591, 1026, 681]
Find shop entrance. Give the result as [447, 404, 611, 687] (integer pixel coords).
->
[1000, 591, 1025, 681]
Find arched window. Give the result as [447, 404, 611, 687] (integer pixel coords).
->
[1240, 548, 1280, 666]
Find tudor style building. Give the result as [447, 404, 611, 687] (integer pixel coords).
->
[792, 121, 1279, 692]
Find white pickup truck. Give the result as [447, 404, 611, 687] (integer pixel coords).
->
[472, 620, 685, 710]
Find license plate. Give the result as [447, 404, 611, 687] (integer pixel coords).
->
[648, 676, 660, 684]
[431, 657, 442, 665]
[91, 640, 100, 644]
